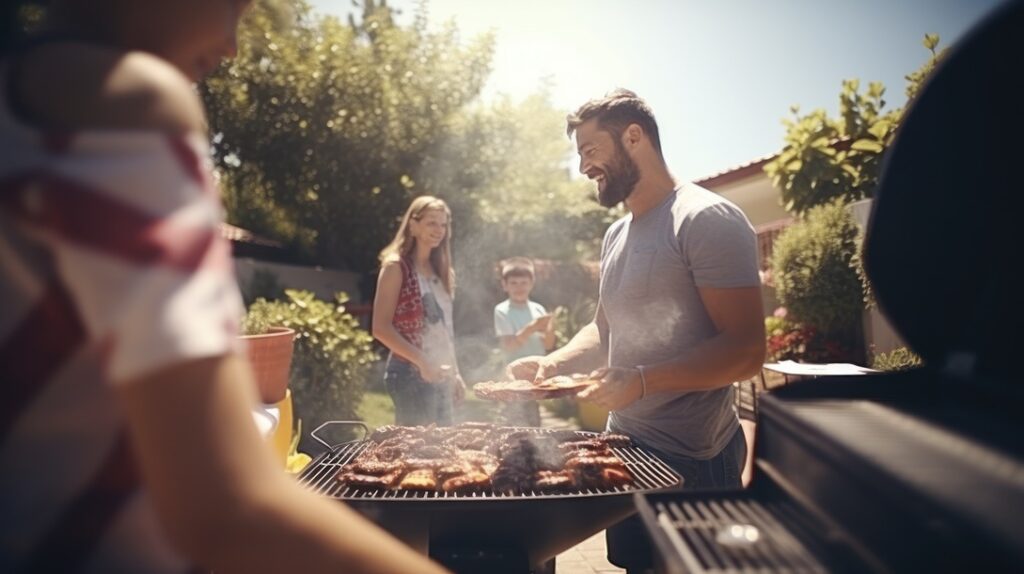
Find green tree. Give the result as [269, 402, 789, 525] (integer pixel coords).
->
[204, 0, 611, 380]
[201, 0, 495, 272]
[764, 35, 945, 216]
[202, 0, 609, 284]
[422, 89, 612, 325]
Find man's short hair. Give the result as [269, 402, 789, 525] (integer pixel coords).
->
[501, 257, 535, 280]
[566, 88, 663, 156]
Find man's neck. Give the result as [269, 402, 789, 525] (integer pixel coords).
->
[508, 298, 530, 306]
[624, 162, 676, 218]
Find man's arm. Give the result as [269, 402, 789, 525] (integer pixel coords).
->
[645, 285, 765, 391]
[579, 286, 765, 408]
[119, 355, 448, 574]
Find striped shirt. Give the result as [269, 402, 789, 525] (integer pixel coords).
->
[0, 62, 244, 572]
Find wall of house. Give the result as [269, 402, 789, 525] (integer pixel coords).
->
[234, 258, 364, 304]
[708, 173, 789, 228]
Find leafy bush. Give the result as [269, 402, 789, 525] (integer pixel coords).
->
[872, 347, 923, 371]
[765, 310, 853, 363]
[772, 200, 863, 335]
[850, 226, 876, 309]
[240, 309, 274, 336]
[244, 290, 378, 441]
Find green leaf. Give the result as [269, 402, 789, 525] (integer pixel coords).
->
[868, 119, 892, 140]
[923, 33, 940, 51]
[850, 139, 884, 153]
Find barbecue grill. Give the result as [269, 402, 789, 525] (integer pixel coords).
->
[635, 3, 1024, 571]
[298, 423, 682, 573]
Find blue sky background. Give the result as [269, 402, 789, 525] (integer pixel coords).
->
[308, 0, 1005, 180]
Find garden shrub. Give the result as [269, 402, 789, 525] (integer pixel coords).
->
[244, 290, 378, 445]
[872, 347, 923, 371]
[765, 310, 854, 364]
[771, 199, 864, 337]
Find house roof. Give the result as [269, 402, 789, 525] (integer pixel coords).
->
[219, 223, 283, 248]
[693, 153, 777, 190]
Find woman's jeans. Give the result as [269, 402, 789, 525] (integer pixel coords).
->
[606, 426, 748, 570]
[384, 356, 454, 426]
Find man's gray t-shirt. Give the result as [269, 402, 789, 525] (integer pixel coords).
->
[600, 183, 760, 459]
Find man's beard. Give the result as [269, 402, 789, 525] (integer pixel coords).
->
[597, 139, 641, 208]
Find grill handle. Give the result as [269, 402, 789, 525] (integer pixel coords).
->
[310, 420, 369, 449]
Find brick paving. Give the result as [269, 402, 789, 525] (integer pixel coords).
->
[554, 532, 623, 574]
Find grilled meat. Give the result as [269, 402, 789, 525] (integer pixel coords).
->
[343, 459, 403, 476]
[336, 425, 635, 493]
[398, 469, 437, 490]
[339, 471, 401, 489]
[441, 471, 491, 493]
[534, 470, 575, 492]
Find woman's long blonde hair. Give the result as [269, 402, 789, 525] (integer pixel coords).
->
[379, 196, 455, 295]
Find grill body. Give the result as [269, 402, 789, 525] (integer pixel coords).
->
[297, 429, 681, 571]
[636, 373, 1024, 573]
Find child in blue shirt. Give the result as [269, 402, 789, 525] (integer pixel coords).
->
[494, 257, 555, 426]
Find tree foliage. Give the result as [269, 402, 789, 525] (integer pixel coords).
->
[201, 0, 607, 283]
[202, 0, 494, 271]
[764, 35, 946, 216]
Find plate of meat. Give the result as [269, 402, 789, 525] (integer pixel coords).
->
[473, 375, 597, 401]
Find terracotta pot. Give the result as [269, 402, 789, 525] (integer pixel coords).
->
[241, 327, 295, 404]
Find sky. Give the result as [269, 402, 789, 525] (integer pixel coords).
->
[307, 0, 1005, 181]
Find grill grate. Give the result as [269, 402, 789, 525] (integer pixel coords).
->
[652, 497, 829, 573]
[297, 430, 681, 500]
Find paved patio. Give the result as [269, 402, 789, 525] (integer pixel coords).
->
[554, 531, 623, 574]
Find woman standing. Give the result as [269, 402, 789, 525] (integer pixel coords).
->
[373, 196, 465, 426]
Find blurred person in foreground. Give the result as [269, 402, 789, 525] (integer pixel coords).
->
[372, 196, 466, 426]
[508, 89, 766, 573]
[0, 1, 446, 572]
[493, 257, 555, 427]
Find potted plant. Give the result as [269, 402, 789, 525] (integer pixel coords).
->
[240, 312, 295, 404]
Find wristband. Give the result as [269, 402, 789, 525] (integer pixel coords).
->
[636, 365, 648, 400]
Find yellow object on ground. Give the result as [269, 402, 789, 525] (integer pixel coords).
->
[268, 389, 294, 466]
[578, 400, 609, 431]
[287, 452, 312, 474]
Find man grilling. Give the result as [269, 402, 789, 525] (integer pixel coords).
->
[508, 89, 766, 572]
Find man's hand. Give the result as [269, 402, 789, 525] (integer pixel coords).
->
[507, 355, 559, 383]
[577, 367, 644, 410]
[452, 375, 466, 405]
